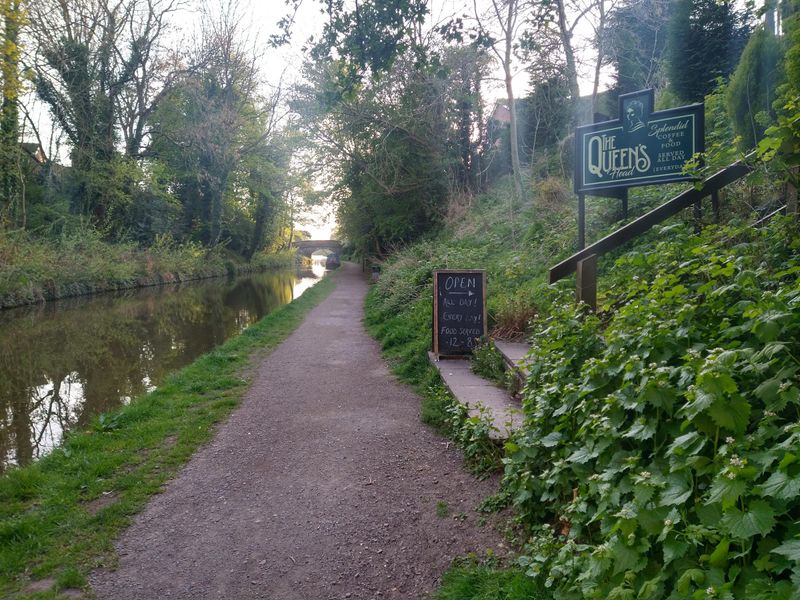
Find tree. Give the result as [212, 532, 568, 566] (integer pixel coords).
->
[0, 0, 25, 226]
[666, 0, 752, 103]
[726, 26, 786, 149]
[149, 2, 288, 250]
[27, 0, 180, 224]
[473, 0, 526, 201]
[605, 0, 669, 95]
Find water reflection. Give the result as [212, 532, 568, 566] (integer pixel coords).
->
[0, 266, 323, 472]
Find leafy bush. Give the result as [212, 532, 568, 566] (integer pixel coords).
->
[503, 219, 800, 599]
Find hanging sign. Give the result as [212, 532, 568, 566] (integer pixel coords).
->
[575, 89, 704, 194]
[433, 270, 487, 357]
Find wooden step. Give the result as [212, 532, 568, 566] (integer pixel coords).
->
[428, 352, 522, 440]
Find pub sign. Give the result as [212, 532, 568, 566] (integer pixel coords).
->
[575, 89, 704, 195]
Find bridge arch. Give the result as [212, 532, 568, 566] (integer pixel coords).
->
[291, 240, 343, 258]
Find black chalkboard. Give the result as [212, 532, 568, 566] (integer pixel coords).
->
[433, 270, 487, 356]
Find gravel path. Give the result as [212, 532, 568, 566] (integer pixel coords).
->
[90, 262, 507, 600]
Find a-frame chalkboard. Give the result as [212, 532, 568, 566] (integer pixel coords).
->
[432, 270, 487, 357]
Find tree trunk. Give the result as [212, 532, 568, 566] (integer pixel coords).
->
[591, 0, 606, 116]
[504, 0, 523, 204]
[0, 0, 22, 224]
[556, 0, 581, 118]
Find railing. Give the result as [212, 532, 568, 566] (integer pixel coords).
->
[550, 158, 753, 285]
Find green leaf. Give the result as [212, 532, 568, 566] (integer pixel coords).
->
[540, 431, 562, 447]
[668, 431, 707, 457]
[610, 536, 645, 575]
[771, 539, 800, 562]
[707, 476, 747, 508]
[676, 568, 704, 595]
[663, 535, 689, 565]
[760, 471, 800, 501]
[708, 537, 730, 567]
[708, 396, 751, 433]
[754, 378, 781, 403]
[721, 500, 776, 539]
[568, 447, 595, 464]
[661, 473, 693, 506]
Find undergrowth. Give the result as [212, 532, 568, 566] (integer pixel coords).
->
[365, 172, 800, 598]
[0, 227, 294, 304]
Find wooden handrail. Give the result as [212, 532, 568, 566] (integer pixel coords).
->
[549, 158, 753, 284]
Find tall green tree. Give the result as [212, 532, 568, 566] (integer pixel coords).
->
[666, 0, 752, 102]
[726, 26, 786, 149]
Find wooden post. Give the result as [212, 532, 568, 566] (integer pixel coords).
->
[711, 190, 720, 223]
[576, 254, 597, 312]
[578, 194, 586, 250]
[621, 189, 629, 220]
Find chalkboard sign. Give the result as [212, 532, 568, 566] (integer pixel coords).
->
[433, 270, 487, 356]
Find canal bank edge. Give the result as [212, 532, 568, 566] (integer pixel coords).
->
[0, 253, 297, 311]
[0, 271, 337, 599]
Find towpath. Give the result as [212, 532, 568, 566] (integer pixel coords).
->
[91, 262, 506, 599]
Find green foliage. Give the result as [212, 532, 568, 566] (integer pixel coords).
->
[471, 340, 507, 384]
[0, 228, 293, 305]
[726, 28, 786, 150]
[502, 219, 800, 599]
[0, 275, 335, 597]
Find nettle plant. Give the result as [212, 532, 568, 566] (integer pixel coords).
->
[503, 219, 800, 599]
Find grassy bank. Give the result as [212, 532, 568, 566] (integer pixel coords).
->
[0, 274, 335, 599]
[365, 174, 800, 598]
[0, 228, 295, 309]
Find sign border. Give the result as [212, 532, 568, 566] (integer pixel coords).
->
[432, 269, 487, 358]
[574, 89, 704, 195]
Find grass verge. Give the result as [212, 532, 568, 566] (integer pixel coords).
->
[435, 562, 547, 600]
[0, 274, 336, 599]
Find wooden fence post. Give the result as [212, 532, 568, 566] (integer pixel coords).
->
[576, 254, 598, 312]
[578, 194, 586, 250]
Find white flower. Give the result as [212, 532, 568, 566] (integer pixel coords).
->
[726, 471, 737, 480]
[725, 436, 735, 444]
[640, 471, 652, 479]
[729, 455, 744, 467]
[664, 519, 673, 527]
[779, 381, 791, 393]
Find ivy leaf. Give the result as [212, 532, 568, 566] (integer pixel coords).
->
[771, 539, 800, 562]
[721, 500, 776, 539]
[760, 471, 800, 501]
[660, 473, 693, 506]
[708, 396, 751, 433]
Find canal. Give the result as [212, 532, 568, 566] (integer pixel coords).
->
[0, 264, 326, 473]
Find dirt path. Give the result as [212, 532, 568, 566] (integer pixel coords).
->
[90, 262, 506, 599]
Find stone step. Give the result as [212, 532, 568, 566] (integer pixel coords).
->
[428, 352, 522, 440]
[493, 341, 531, 378]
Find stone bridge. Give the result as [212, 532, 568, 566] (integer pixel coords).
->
[291, 240, 343, 258]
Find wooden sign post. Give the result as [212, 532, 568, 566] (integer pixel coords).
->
[432, 270, 487, 358]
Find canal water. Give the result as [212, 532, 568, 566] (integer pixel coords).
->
[0, 264, 326, 473]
